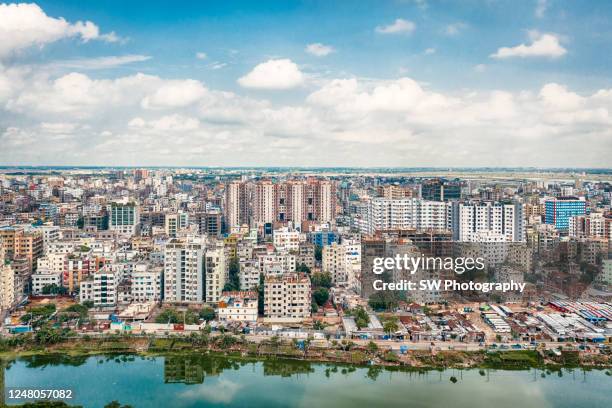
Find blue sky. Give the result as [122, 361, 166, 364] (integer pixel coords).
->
[28, 0, 612, 91]
[0, 1, 611, 167]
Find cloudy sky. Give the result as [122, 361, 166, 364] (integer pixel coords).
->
[0, 0, 611, 167]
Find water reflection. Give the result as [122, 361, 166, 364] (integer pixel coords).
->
[163, 354, 316, 384]
[263, 359, 314, 377]
[164, 355, 240, 384]
[1, 354, 609, 408]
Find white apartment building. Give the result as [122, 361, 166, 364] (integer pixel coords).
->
[47, 240, 76, 254]
[361, 198, 451, 234]
[31, 270, 62, 295]
[239, 260, 260, 291]
[37, 253, 67, 274]
[225, 180, 336, 227]
[454, 202, 525, 242]
[343, 238, 361, 290]
[131, 265, 163, 303]
[79, 281, 93, 303]
[164, 238, 204, 303]
[264, 273, 311, 322]
[273, 227, 301, 252]
[35, 225, 60, 251]
[218, 291, 258, 322]
[257, 252, 296, 275]
[79, 268, 119, 307]
[204, 246, 226, 304]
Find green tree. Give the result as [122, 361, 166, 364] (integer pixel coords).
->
[348, 306, 370, 329]
[368, 291, 400, 311]
[184, 310, 200, 324]
[199, 307, 215, 322]
[41, 284, 68, 295]
[312, 287, 329, 306]
[155, 308, 181, 324]
[311, 272, 332, 289]
[383, 316, 399, 334]
[34, 327, 72, 345]
[65, 304, 89, 318]
[21, 304, 57, 327]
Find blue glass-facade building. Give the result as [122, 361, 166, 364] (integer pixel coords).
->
[545, 198, 586, 231]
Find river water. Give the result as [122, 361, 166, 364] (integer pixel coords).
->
[1, 354, 610, 407]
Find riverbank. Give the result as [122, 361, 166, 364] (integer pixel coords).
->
[1, 332, 611, 371]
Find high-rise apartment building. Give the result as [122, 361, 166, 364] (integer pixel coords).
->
[224, 179, 336, 229]
[454, 202, 525, 242]
[545, 197, 586, 231]
[224, 182, 249, 230]
[361, 198, 451, 234]
[164, 238, 204, 303]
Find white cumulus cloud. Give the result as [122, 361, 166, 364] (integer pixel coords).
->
[0, 3, 121, 58]
[238, 59, 304, 90]
[141, 79, 208, 109]
[375, 19, 416, 34]
[491, 32, 567, 59]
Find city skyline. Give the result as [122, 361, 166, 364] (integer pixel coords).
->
[1, 1, 611, 167]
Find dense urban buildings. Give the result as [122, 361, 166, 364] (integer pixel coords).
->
[0, 167, 610, 352]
